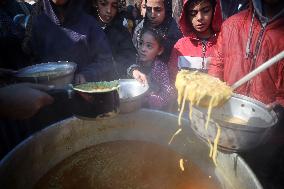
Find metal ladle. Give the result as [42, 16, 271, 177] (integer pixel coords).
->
[231, 50, 284, 90]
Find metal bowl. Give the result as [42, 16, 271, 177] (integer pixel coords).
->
[189, 93, 278, 152]
[16, 61, 77, 88]
[118, 79, 149, 113]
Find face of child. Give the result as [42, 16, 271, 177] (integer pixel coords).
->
[97, 0, 118, 24]
[138, 32, 163, 63]
[187, 0, 213, 37]
[146, 0, 166, 27]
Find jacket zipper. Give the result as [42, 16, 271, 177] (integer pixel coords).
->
[247, 24, 267, 95]
[201, 40, 207, 70]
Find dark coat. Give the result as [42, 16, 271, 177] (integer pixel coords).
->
[25, 0, 117, 81]
[0, 0, 31, 70]
[103, 15, 137, 78]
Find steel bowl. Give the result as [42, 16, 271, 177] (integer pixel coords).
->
[16, 61, 77, 88]
[189, 93, 278, 152]
[118, 79, 149, 113]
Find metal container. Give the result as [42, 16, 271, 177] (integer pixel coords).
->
[16, 61, 77, 88]
[0, 109, 262, 189]
[47, 81, 120, 119]
[190, 93, 278, 152]
[118, 79, 149, 113]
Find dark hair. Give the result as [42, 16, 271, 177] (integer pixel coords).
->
[140, 26, 166, 48]
[188, 0, 216, 10]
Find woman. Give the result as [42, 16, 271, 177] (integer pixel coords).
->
[86, 0, 137, 78]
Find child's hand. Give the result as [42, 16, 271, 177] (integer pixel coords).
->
[133, 70, 148, 86]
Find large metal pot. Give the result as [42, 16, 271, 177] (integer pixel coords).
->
[190, 93, 278, 152]
[0, 109, 262, 189]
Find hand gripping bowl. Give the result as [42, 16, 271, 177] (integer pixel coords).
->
[189, 94, 278, 152]
[118, 79, 149, 113]
[15, 61, 77, 88]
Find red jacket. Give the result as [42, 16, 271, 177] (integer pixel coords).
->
[208, 1, 284, 106]
[168, 0, 222, 84]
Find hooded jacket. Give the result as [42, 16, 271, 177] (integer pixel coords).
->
[25, 0, 116, 81]
[132, 0, 183, 63]
[208, 0, 284, 107]
[168, 0, 222, 84]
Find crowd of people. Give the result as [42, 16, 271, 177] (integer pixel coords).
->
[0, 0, 284, 187]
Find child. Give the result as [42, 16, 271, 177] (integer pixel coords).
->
[86, 0, 137, 78]
[132, 0, 182, 63]
[128, 27, 175, 110]
[168, 0, 222, 84]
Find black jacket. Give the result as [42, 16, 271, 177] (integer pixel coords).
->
[103, 15, 137, 78]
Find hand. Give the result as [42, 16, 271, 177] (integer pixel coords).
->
[266, 102, 279, 111]
[0, 83, 54, 120]
[266, 102, 284, 121]
[75, 74, 86, 84]
[132, 69, 148, 86]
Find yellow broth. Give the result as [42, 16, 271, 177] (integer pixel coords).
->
[35, 140, 221, 189]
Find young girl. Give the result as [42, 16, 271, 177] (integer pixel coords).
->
[132, 0, 182, 63]
[168, 0, 222, 84]
[128, 27, 175, 110]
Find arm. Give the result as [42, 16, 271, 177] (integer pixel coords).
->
[127, 64, 148, 86]
[147, 63, 176, 109]
[0, 83, 54, 120]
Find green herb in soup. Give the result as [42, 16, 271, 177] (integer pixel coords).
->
[74, 81, 119, 93]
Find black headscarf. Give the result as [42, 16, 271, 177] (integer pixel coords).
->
[144, 0, 173, 35]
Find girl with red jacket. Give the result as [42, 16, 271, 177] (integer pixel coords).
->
[168, 0, 222, 84]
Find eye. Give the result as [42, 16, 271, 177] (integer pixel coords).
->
[112, 2, 118, 8]
[189, 10, 198, 16]
[138, 41, 143, 47]
[146, 44, 153, 49]
[146, 7, 152, 12]
[155, 8, 162, 12]
[99, 2, 107, 6]
[202, 7, 212, 13]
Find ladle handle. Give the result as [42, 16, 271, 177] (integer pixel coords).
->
[231, 50, 284, 90]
